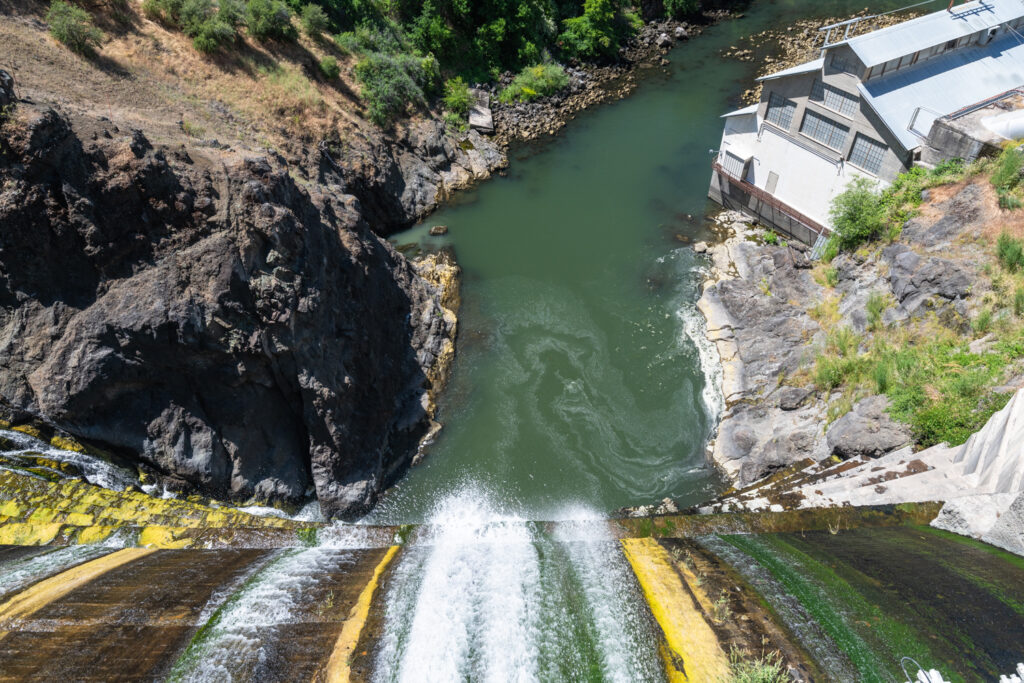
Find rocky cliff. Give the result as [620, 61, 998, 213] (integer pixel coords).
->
[0, 98, 461, 519]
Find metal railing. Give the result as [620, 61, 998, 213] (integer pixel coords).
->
[712, 160, 832, 238]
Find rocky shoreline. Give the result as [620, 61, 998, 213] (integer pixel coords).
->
[487, 12, 736, 148]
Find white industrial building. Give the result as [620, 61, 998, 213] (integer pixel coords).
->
[708, 0, 1024, 246]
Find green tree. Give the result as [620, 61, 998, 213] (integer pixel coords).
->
[828, 177, 887, 250]
[559, 0, 633, 60]
[47, 0, 103, 55]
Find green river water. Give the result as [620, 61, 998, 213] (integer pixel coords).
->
[368, 0, 936, 524]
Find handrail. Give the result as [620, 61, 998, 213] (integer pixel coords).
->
[948, 86, 1024, 120]
[712, 160, 832, 237]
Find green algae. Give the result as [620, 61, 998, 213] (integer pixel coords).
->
[720, 533, 944, 683]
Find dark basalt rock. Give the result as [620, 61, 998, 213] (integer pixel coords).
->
[0, 70, 14, 110]
[0, 105, 455, 519]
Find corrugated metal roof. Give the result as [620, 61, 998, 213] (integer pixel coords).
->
[846, 0, 1024, 68]
[721, 104, 759, 118]
[859, 32, 1024, 149]
[757, 58, 824, 82]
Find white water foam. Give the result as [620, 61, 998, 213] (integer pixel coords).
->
[172, 547, 354, 682]
[374, 492, 541, 683]
[0, 429, 137, 491]
[372, 491, 663, 683]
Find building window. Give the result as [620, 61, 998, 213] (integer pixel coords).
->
[848, 133, 887, 174]
[800, 110, 849, 151]
[765, 93, 796, 130]
[829, 52, 858, 75]
[810, 79, 859, 118]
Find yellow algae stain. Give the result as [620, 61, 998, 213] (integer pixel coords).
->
[323, 545, 400, 683]
[0, 500, 27, 519]
[0, 522, 62, 546]
[621, 537, 729, 683]
[74, 525, 114, 545]
[63, 512, 95, 527]
[49, 435, 88, 453]
[138, 526, 194, 549]
[10, 425, 44, 440]
[0, 547, 154, 641]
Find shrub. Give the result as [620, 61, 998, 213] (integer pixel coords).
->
[828, 177, 887, 251]
[726, 648, 788, 683]
[354, 52, 435, 126]
[301, 2, 328, 37]
[996, 232, 1024, 272]
[142, 0, 184, 23]
[247, 0, 294, 41]
[824, 266, 839, 288]
[191, 17, 235, 51]
[763, 229, 779, 245]
[318, 55, 339, 79]
[47, 0, 103, 55]
[1014, 287, 1024, 317]
[218, 0, 246, 27]
[866, 291, 886, 330]
[442, 76, 472, 117]
[499, 63, 569, 104]
[991, 146, 1023, 192]
[973, 307, 993, 335]
[180, 0, 214, 34]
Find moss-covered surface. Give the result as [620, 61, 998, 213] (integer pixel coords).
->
[613, 502, 942, 539]
[0, 469, 329, 549]
[718, 527, 1024, 681]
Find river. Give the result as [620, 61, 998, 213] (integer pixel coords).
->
[368, 0, 923, 525]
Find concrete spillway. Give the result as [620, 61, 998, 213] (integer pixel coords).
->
[0, 500, 1021, 682]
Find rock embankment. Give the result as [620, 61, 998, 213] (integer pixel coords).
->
[0, 102, 458, 519]
[699, 188, 1007, 487]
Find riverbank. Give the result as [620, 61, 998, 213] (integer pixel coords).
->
[691, 165, 1024, 554]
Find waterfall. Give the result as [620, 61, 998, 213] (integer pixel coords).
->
[371, 491, 664, 683]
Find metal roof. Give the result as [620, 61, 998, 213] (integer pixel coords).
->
[845, 0, 1024, 68]
[721, 104, 759, 118]
[756, 58, 824, 82]
[859, 32, 1024, 149]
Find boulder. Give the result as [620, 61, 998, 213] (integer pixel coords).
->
[0, 70, 13, 110]
[777, 386, 810, 411]
[883, 244, 971, 316]
[655, 33, 673, 49]
[674, 26, 690, 40]
[826, 395, 912, 459]
[468, 88, 494, 135]
[0, 106, 458, 519]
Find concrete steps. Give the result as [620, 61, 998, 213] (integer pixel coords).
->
[703, 389, 1024, 554]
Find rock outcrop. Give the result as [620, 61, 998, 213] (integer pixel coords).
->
[0, 104, 457, 518]
[698, 213, 829, 484]
[825, 395, 912, 459]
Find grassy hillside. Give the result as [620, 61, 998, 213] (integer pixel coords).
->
[807, 144, 1024, 448]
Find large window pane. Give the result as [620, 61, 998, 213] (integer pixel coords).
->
[810, 79, 859, 118]
[848, 133, 887, 174]
[800, 110, 849, 151]
[765, 92, 796, 130]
